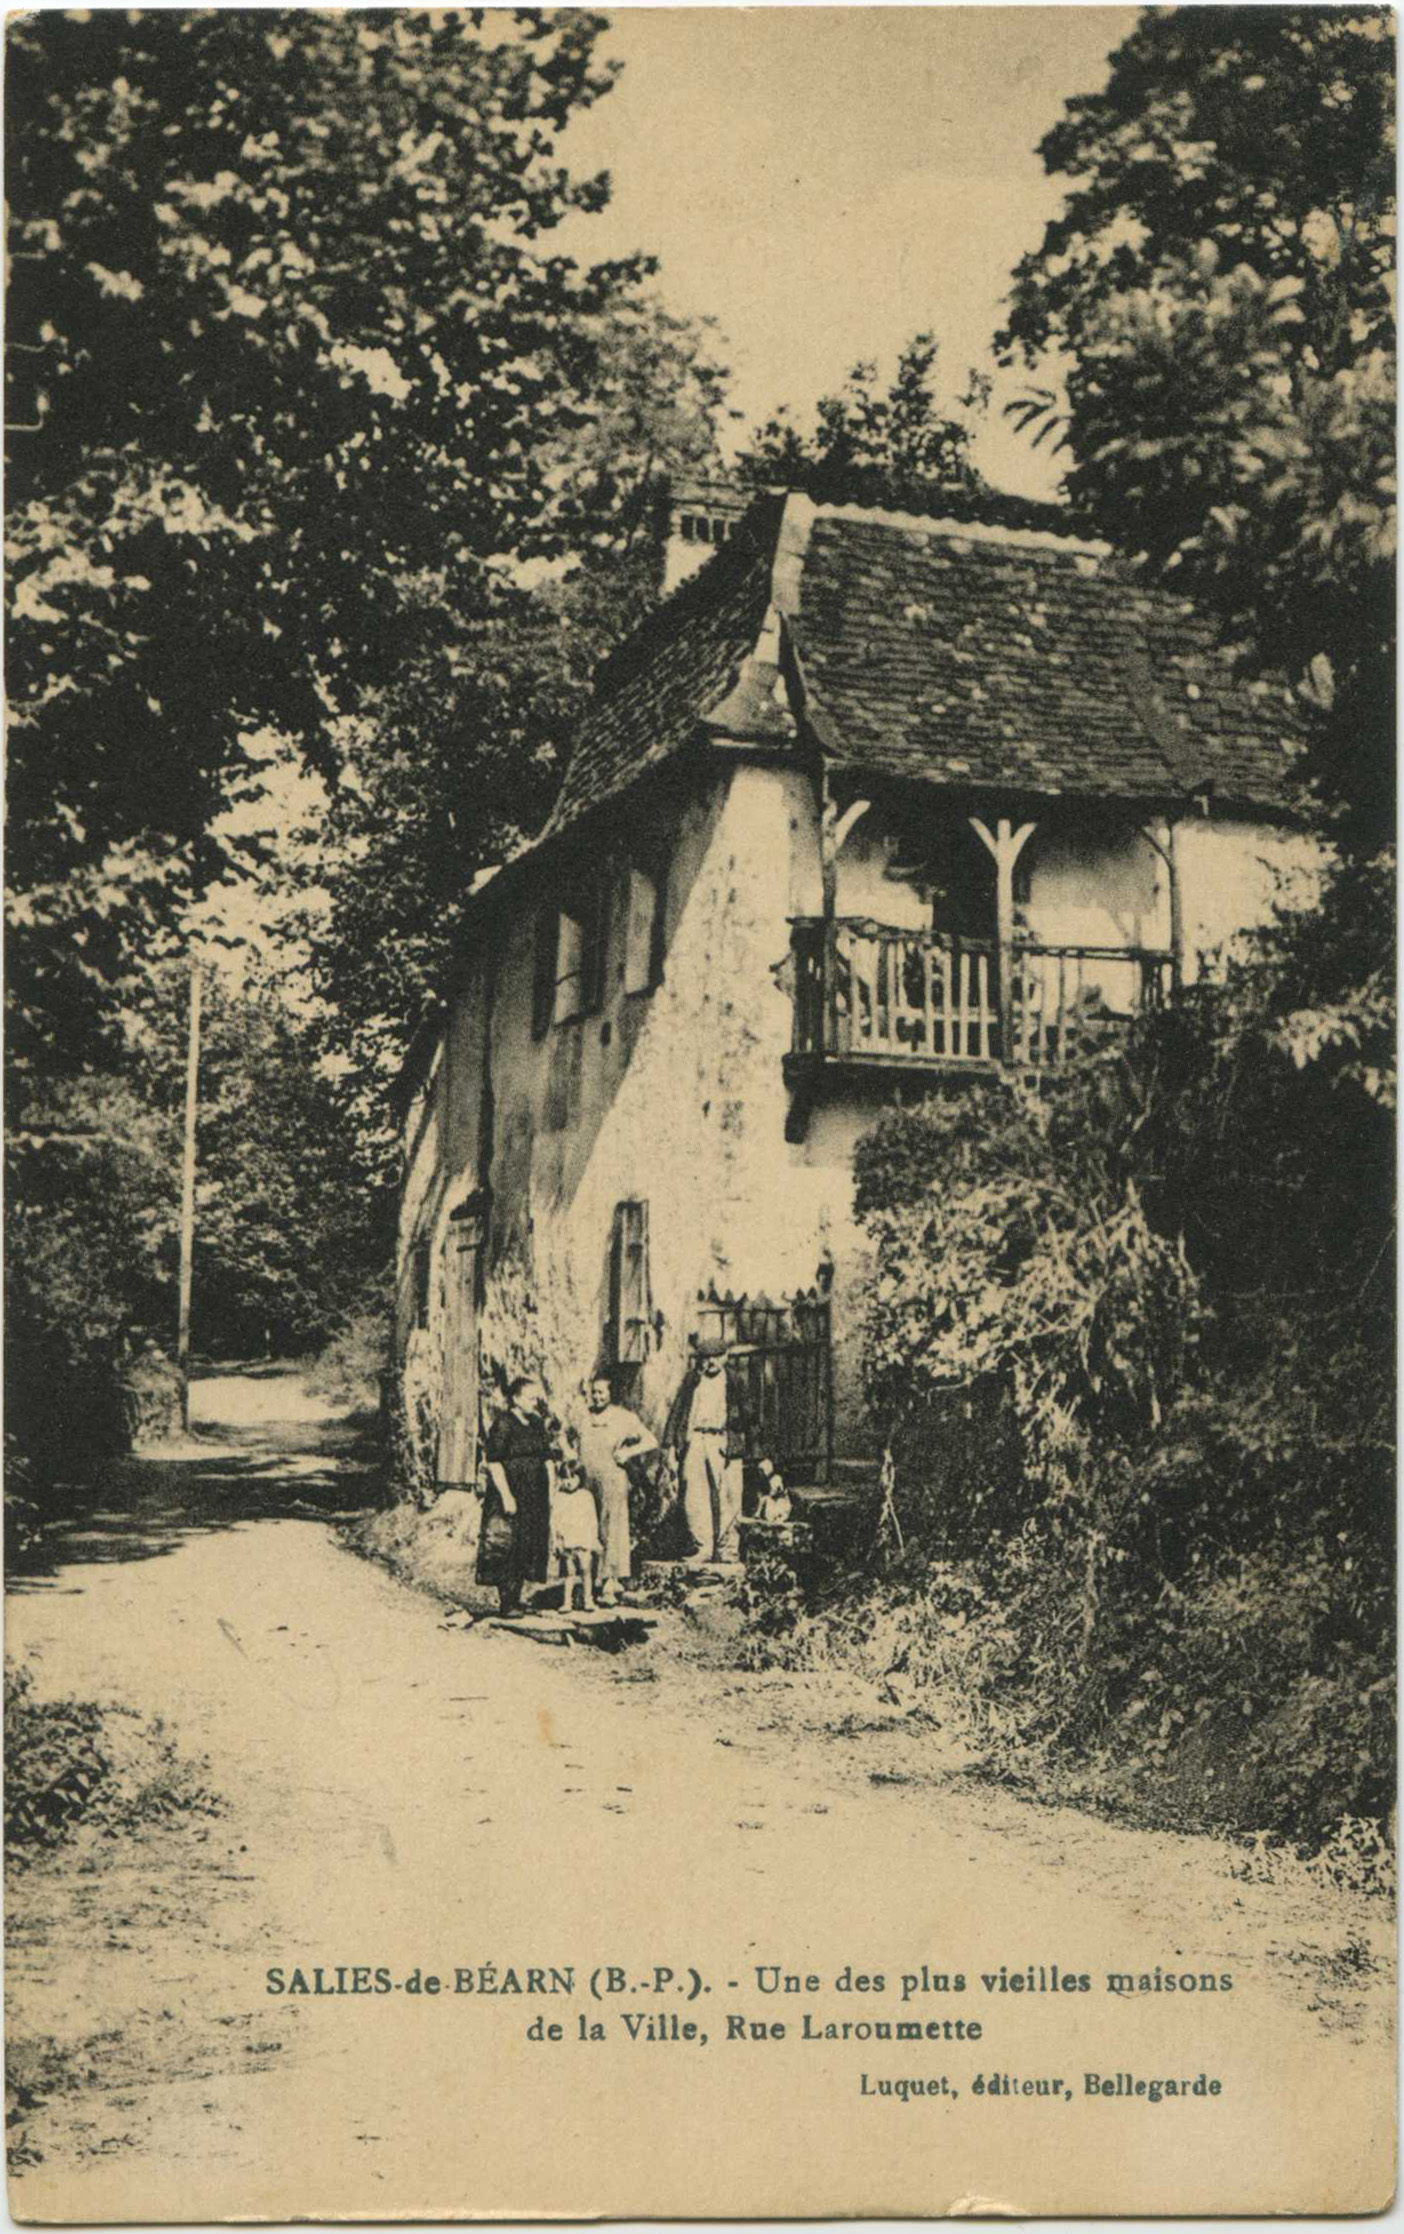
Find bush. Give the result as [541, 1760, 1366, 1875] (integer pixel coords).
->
[846, 874, 1394, 1859]
[856, 1065, 1203, 1489]
[306, 1301, 390, 1416]
[5, 1076, 174, 1501]
[4, 1659, 221, 1859]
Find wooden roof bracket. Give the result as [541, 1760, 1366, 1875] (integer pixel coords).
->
[1137, 816, 1187, 993]
[970, 814, 1038, 1048]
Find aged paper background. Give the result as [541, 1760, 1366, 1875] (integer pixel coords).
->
[5, 2, 1395, 2222]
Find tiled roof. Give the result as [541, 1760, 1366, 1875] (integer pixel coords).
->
[541, 498, 786, 839]
[542, 497, 1306, 839]
[792, 509, 1305, 808]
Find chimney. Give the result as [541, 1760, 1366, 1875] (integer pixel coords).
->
[663, 477, 752, 595]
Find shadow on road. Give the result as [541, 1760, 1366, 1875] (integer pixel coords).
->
[9, 1365, 387, 1590]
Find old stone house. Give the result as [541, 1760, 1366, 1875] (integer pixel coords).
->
[394, 487, 1318, 1500]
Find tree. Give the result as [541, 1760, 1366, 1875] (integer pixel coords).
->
[6, 1070, 177, 1484]
[1000, 7, 1395, 843]
[738, 333, 988, 512]
[850, 899, 1395, 1845]
[5, 9, 707, 1068]
[118, 960, 392, 1359]
[286, 291, 728, 1127]
[5, 10, 732, 1476]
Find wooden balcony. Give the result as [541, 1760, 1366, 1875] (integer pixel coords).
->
[787, 918, 1172, 1112]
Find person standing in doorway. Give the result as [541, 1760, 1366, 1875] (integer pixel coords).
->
[578, 1376, 657, 1605]
[477, 1374, 555, 1615]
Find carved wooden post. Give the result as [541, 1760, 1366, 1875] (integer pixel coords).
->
[969, 814, 1037, 1059]
[1165, 818, 1185, 996]
[817, 784, 871, 1058]
[1138, 817, 1186, 997]
[819, 778, 839, 1057]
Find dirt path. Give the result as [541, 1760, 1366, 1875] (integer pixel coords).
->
[6, 1376, 1394, 2220]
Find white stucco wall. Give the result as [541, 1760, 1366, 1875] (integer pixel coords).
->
[833, 816, 932, 929]
[395, 1045, 443, 1354]
[833, 806, 1326, 1007]
[1023, 825, 1163, 948]
[399, 774, 1326, 1474]
[1176, 818, 1326, 970]
[487, 763, 838, 1434]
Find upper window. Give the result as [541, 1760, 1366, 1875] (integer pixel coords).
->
[623, 861, 666, 995]
[680, 511, 732, 548]
[532, 880, 609, 1034]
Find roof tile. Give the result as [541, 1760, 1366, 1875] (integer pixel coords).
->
[541, 499, 1306, 841]
[541, 501, 784, 839]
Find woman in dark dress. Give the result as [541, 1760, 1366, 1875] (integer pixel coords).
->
[477, 1375, 555, 1614]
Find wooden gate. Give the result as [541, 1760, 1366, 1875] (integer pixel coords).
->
[693, 1284, 833, 1485]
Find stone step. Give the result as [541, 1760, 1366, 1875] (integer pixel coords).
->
[790, 1476, 879, 1507]
[638, 1559, 744, 1582]
[478, 1607, 661, 1650]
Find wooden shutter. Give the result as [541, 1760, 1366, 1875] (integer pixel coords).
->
[532, 907, 556, 1038]
[554, 907, 586, 1022]
[437, 1193, 489, 1486]
[582, 874, 611, 1014]
[648, 851, 668, 987]
[623, 866, 659, 994]
[608, 1198, 651, 1366]
[412, 1238, 432, 1329]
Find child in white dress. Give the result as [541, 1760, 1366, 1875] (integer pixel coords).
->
[551, 1445, 602, 1611]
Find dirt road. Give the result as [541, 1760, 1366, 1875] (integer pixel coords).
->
[7, 1374, 1394, 2220]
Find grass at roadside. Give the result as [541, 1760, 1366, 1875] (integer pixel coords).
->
[340, 1493, 486, 1611]
[5, 1658, 222, 1863]
[6, 1658, 228, 2174]
[726, 1551, 1398, 1902]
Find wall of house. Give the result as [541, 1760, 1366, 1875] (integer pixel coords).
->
[1176, 817, 1325, 966]
[400, 758, 880, 1465]
[395, 961, 492, 1330]
[393, 955, 495, 1490]
[398, 782, 1326, 1483]
[834, 803, 1324, 996]
[395, 1045, 443, 1357]
[504, 762, 839, 1426]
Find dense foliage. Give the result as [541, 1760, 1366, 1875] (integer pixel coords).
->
[739, 334, 985, 508]
[135, 966, 391, 1359]
[6, 961, 386, 1501]
[1000, 7, 1395, 845]
[294, 378, 722, 1127]
[7, 1076, 174, 1486]
[4, 9, 724, 1474]
[6, 8, 679, 1062]
[735, 331, 1069, 533]
[4, 1658, 219, 1859]
[845, 876, 1392, 1849]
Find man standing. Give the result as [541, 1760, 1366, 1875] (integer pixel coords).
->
[577, 1376, 657, 1606]
[673, 1346, 743, 1563]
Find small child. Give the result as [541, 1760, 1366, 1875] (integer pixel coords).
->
[551, 1450, 602, 1612]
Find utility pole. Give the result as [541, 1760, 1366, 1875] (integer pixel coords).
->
[177, 959, 202, 1430]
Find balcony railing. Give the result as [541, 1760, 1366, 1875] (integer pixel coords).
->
[790, 918, 1173, 1072]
